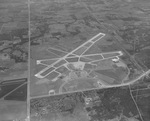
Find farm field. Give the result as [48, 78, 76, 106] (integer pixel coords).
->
[0, 0, 150, 121]
[30, 32, 141, 97]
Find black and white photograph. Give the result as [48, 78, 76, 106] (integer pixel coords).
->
[0, 0, 150, 121]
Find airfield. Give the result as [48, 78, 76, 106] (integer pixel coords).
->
[0, 0, 150, 121]
[30, 32, 143, 98]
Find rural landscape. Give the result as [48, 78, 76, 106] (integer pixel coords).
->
[0, 0, 150, 121]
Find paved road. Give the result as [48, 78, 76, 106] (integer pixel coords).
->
[35, 32, 105, 78]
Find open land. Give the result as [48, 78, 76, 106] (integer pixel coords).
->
[29, 0, 150, 121]
[30, 0, 146, 97]
[0, 0, 150, 121]
[30, 85, 144, 121]
[0, 0, 28, 120]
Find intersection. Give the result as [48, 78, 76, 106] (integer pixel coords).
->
[35, 32, 123, 80]
[32, 32, 129, 96]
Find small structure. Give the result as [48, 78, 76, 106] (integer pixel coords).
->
[84, 97, 92, 105]
[49, 90, 55, 95]
[112, 57, 119, 63]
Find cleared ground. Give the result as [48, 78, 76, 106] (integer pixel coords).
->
[30, 33, 131, 97]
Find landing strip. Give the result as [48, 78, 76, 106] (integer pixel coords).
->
[30, 32, 143, 98]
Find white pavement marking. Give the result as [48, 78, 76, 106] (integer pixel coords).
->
[35, 50, 123, 79]
[101, 51, 123, 56]
[81, 34, 105, 56]
[36, 52, 122, 79]
[52, 33, 104, 65]
[36, 51, 122, 65]
[36, 34, 105, 64]
[35, 32, 105, 78]
[88, 55, 121, 64]
[81, 51, 122, 57]
[34, 66, 56, 78]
